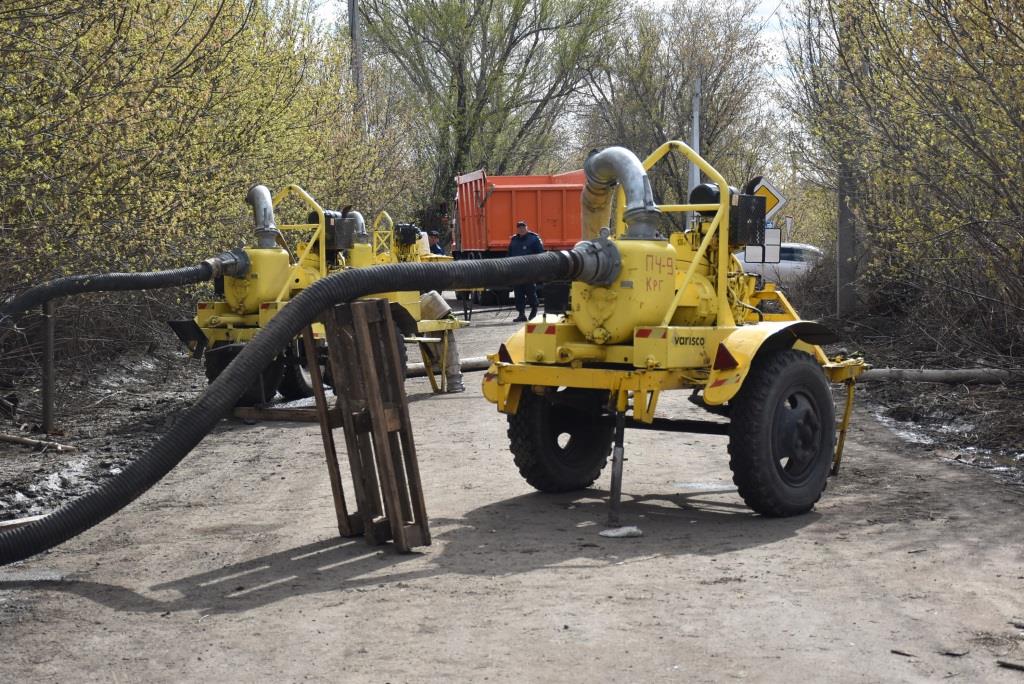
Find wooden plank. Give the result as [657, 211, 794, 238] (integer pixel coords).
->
[351, 300, 410, 552]
[351, 406, 402, 434]
[303, 326, 353, 537]
[323, 307, 385, 544]
[232, 406, 319, 422]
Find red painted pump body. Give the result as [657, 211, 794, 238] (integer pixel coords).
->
[454, 169, 585, 256]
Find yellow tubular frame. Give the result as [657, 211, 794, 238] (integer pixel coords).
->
[613, 140, 735, 329]
[272, 184, 328, 302]
[372, 211, 396, 264]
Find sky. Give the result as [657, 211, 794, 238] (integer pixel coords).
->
[316, 0, 790, 50]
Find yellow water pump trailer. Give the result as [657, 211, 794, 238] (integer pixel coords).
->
[482, 140, 865, 521]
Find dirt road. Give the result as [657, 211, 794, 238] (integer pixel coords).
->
[2, 310, 1022, 682]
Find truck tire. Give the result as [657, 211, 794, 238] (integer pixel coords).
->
[727, 349, 835, 517]
[205, 343, 284, 406]
[508, 389, 612, 492]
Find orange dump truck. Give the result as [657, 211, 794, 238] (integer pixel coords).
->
[453, 169, 585, 259]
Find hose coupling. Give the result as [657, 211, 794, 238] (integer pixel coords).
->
[570, 237, 621, 286]
[205, 248, 251, 279]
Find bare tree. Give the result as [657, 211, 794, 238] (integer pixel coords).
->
[359, 0, 619, 224]
[578, 0, 778, 210]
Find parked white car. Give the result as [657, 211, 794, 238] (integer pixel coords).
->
[734, 242, 824, 286]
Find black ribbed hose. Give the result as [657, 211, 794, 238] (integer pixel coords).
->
[0, 264, 214, 319]
[0, 252, 578, 565]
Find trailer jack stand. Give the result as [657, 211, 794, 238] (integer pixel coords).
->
[607, 411, 627, 526]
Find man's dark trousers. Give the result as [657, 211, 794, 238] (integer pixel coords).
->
[514, 284, 538, 320]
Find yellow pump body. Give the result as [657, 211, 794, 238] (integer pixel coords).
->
[223, 247, 291, 315]
[570, 240, 677, 345]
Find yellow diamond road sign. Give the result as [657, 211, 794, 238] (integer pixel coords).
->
[752, 178, 786, 221]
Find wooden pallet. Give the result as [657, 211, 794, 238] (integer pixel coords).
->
[301, 299, 430, 552]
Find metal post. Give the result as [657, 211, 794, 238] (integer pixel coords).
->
[348, 0, 363, 115]
[42, 300, 55, 434]
[836, 2, 857, 316]
[837, 166, 857, 316]
[688, 76, 702, 228]
[607, 411, 626, 526]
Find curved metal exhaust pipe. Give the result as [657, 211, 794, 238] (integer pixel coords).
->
[246, 185, 283, 248]
[581, 147, 661, 240]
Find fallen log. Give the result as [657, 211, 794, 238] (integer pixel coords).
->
[419, 360, 1020, 385]
[859, 368, 1018, 384]
[405, 356, 491, 378]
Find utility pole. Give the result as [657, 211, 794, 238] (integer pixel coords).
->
[836, 5, 857, 316]
[348, 0, 363, 113]
[837, 160, 857, 315]
[688, 76, 701, 228]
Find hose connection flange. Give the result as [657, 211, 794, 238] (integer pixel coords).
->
[571, 238, 621, 286]
[205, 247, 251, 279]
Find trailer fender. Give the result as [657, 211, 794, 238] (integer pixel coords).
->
[481, 326, 528, 409]
[703, 321, 837, 405]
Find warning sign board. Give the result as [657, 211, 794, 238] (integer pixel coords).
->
[752, 178, 787, 221]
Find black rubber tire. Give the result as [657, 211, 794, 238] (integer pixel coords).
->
[727, 349, 835, 517]
[205, 344, 284, 406]
[508, 389, 613, 492]
[394, 322, 408, 377]
[278, 348, 315, 400]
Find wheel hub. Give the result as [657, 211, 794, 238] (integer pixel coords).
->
[773, 390, 821, 482]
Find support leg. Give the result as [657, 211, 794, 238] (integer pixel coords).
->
[607, 411, 626, 526]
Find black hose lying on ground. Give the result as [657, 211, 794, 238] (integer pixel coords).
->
[0, 252, 579, 565]
[0, 264, 214, 319]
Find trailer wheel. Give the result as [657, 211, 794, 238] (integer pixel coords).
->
[392, 322, 408, 378]
[278, 345, 322, 400]
[508, 389, 613, 492]
[727, 349, 835, 517]
[204, 343, 285, 406]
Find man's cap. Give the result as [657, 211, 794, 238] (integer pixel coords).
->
[516, 220, 527, 227]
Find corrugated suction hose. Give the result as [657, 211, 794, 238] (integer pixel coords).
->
[0, 252, 579, 565]
[0, 249, 247, 320]
[1, 265, 213, 319]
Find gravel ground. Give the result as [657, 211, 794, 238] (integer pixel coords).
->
[1, 302, 1022, 681]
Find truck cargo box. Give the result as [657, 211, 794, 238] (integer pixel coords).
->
[454, 169, 585, 256]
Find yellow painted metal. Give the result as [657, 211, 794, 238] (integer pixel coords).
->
[222, 247, 291, 315]
[632, 326, 733, 371]
[272, 184, 329, 301]
[348, 242, 374, 268]
[659, 215, 723, 327]
[655, 203, 720, 213]
[570, 239, 677, 344]
[702, 322, 819, 405]
[492, 363, 698, 394]
[608, 140, 734, 329]
[372, 211, 397, 264]
[831, 379, 857, 474]
[416, 318, 469, 333]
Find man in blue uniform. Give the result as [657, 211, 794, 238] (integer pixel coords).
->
[508, 219, 543, 321]
[428, 230, 445, 255]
